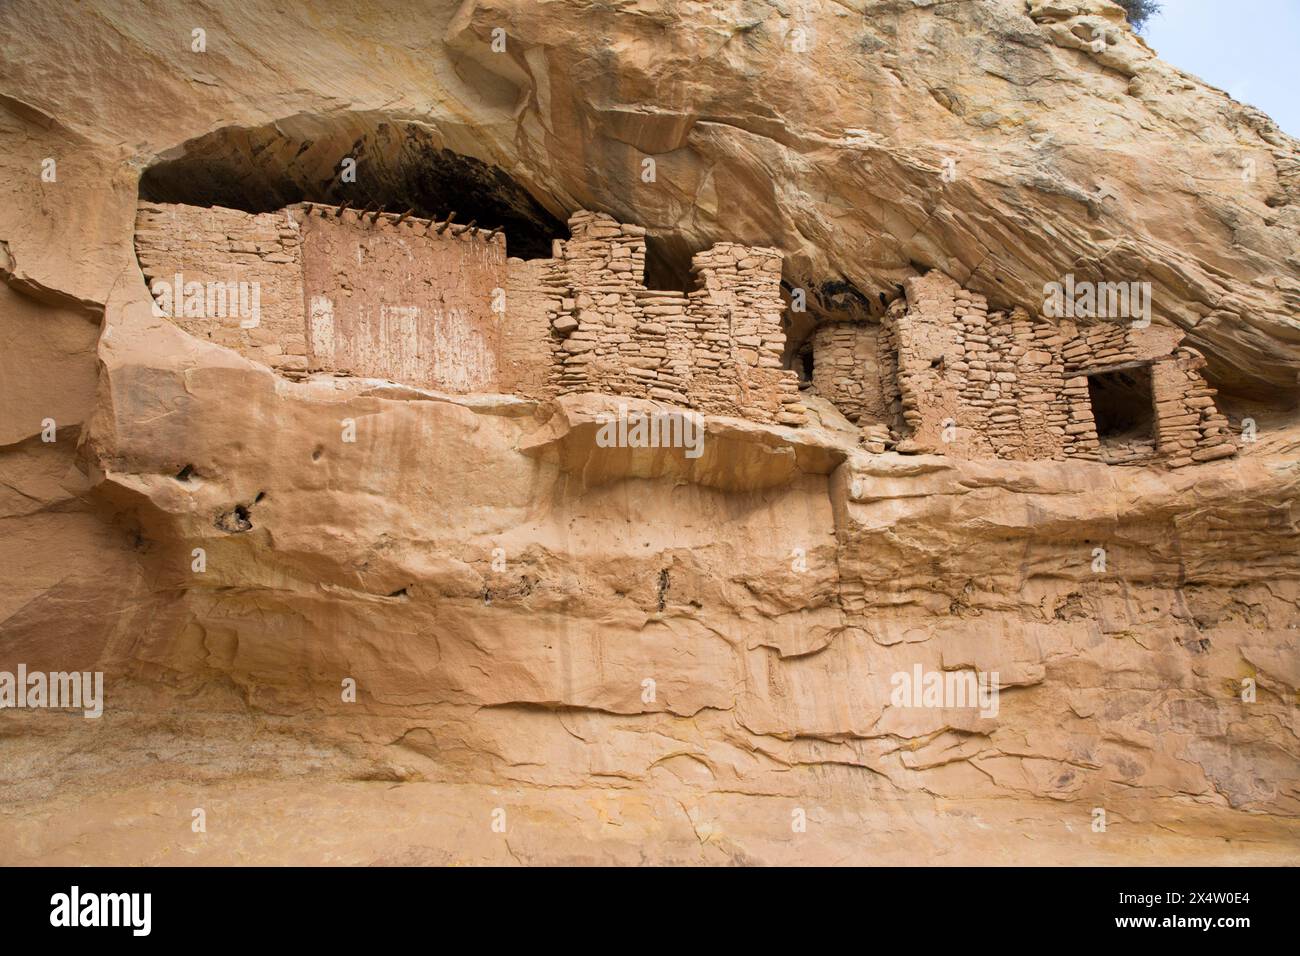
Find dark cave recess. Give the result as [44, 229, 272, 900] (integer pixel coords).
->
[139, 114, 567, 260]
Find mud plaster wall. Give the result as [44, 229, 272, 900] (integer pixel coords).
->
[809, 322, 886, 424]
[298, 209, 507, 393]
[886, 272, 1237, 467]
[138, 202, 559, 397]
[547, 212, 805, 426]
[135, 203, 308, 375]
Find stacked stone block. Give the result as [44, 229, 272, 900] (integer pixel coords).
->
[876, 300, 906, 442]
[877, 271, 1236, 468]
[547, 213, 804, 426]
[1150, 350, 1236, 467]
[808, 322, 886, 425]
[135, 203, 308, 375]
[1008, 307, 1073, 460]
[881, 273, 964, 452]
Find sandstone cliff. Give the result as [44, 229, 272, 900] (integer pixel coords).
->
[0, 0, 1297, 865]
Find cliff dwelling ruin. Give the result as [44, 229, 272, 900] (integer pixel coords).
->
[135, 197, 1238, 469]
[134, 202, 807, 425]
[9, 0, 1300, 877]
[801, 274, 1237, 467]
[130, 113, 1240, 470]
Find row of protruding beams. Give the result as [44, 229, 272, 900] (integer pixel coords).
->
[299, 202, 504, 243]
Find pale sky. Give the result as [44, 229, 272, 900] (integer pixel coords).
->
[1142, 0, 1299, 137]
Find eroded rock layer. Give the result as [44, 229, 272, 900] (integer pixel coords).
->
[1, 0, 1298, 864]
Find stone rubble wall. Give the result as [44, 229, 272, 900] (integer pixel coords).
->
[883, 273, 968, 452]
[135, 203, 308, 375]
[883, 272, 1236, 467]
[547, 212, 805, 426]
[1148, 351, 1237, 467]
[874, 299, 907, 447]
[807, 322, 886, 425]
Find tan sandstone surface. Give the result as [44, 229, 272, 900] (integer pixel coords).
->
[1, 0, 1298, 865]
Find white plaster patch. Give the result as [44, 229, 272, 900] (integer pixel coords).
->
[309, 295, 335, 363]
[430, 305, 496, 392]
[380, 304, 422, 385]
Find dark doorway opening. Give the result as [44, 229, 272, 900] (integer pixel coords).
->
[1086, 364, 1156, 462]
[798, 345, 814, 384]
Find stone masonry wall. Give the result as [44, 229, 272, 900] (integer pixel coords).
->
[884, 273, 968, 452]
[808, 322, 886, 425]
[135, 204, 1233, 460]
[883, 271, 1236, 467]
[1148, 350, 1237, 466]
[137, 201, 513, 392]
[136, 203, 803, 423]
[502, 256, 566, 399]
[547, 212, 804, 426]
[135, 203, 308, 375]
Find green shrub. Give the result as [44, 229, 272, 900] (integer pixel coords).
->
[1113, 0, 1162, 31]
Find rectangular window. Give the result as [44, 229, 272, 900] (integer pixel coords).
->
[1086, 363, 1156, 463]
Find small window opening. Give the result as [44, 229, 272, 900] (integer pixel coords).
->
[1086, 364, 1156, 463]
[799, 346, 814, 383]
[643, 235, 695, 293]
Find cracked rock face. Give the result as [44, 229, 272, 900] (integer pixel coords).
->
[1, 0, 1298, 865]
